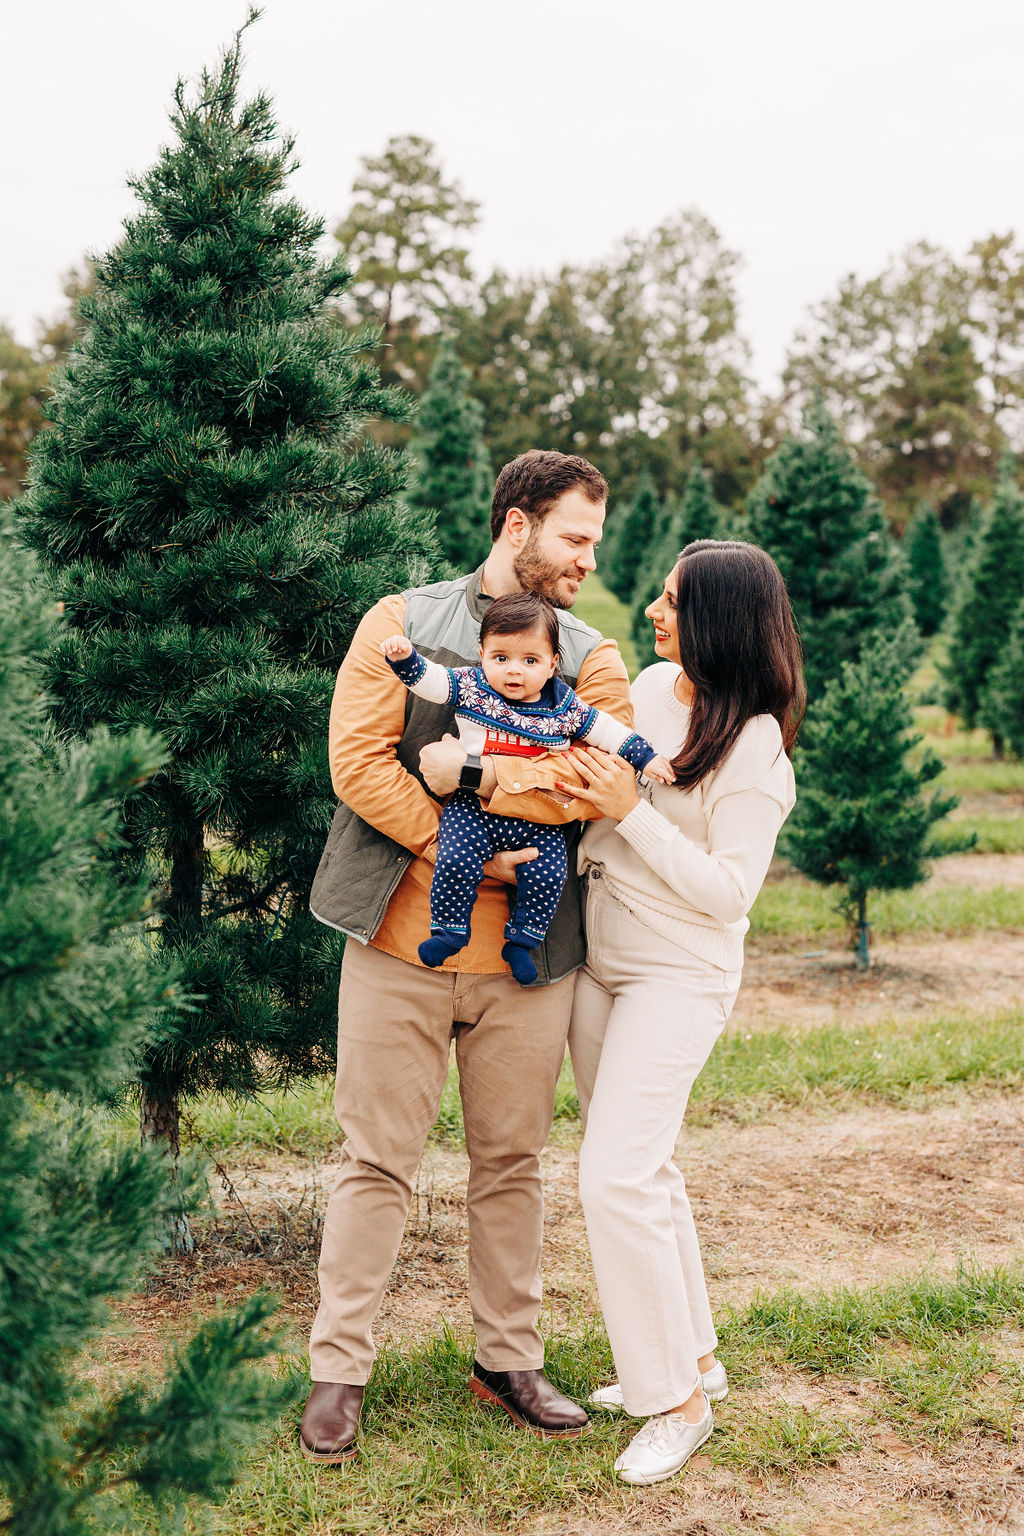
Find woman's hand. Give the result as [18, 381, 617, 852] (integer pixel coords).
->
[558, 745, 640, 822]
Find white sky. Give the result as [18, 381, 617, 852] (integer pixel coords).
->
[4, 0, 1023, 391]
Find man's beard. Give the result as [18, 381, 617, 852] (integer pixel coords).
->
[512, 528, 579, 609]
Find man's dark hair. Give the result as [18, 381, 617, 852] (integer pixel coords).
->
[490, 450, 608, 542]
[479, 592, 560, 656]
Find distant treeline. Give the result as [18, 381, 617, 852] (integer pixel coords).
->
[4, 134, 1024, 530]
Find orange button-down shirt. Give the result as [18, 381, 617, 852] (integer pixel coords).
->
[327, 592, 633, 974]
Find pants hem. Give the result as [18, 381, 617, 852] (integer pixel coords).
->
[473, 1353, 546, 1373]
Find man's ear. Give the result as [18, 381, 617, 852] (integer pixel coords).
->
[504, 507, 530, 549]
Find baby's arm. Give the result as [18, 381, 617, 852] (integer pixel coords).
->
[380, 637, 459, 706]
[575, 707, 675, 783]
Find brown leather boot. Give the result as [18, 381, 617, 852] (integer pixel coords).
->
[469, 1362, 589, 1438]
[299, 1381, 364, 1464]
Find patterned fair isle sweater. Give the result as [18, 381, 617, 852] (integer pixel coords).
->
[387, 647, 658, 770]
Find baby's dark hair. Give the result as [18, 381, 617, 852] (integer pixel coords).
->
[479, 592, 560, 656]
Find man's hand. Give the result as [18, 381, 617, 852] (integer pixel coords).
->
[483, 848, 538, 884]
[381, 634, 413, 661]
[419, 734, 468, 796]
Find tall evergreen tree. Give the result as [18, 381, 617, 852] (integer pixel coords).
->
[602, 471, 663, 604]
[405, 338, 491, 569]
[630, 460, 723, 669]
[943, 453, 1024, 742]
[980, 593, 1024, 758]
[16, 22, 441, 1177]
[784, 629, 957, 967]
[903, 501, 949, 636]
[746, 402, 912, 698]
[0, 523, 287, 1534]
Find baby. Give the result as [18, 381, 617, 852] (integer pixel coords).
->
[382, 591, 673, 985]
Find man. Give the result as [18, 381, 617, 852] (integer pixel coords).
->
[300, 449, 632, 1462]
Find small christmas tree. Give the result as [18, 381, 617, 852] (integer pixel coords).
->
[16, 19, 441, 1201]
[631, 459, 723, 668]
[784, 628, 957, 967]
[747, 402, 912, 698]
[980, 593, 1024, 758]
[903, 502, 949, 637]
[602, 471, 663, 603]
[406, 338, 491, 569]
[0, 523, 286, 1534]
[943, 454, 1024, 742]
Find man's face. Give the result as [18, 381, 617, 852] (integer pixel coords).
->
[511, 488, 605, 609]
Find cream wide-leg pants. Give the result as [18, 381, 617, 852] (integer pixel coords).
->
[568, 872, 741, 1418]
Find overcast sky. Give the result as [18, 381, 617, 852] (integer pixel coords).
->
[4, 0, 1023, 390]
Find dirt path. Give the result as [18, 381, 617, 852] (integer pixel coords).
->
[735, 930, 1024, 1032]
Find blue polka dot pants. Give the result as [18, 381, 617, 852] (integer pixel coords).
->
[430, 791, 569, 947]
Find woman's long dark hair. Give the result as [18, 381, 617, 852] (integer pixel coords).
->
[667, 540, 805, 790]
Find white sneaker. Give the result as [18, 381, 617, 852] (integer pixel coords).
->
[614, 1398, 714, 1485]
[589, 1360, 729, 1411]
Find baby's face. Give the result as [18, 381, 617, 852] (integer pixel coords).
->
[479, 625, 558, 703]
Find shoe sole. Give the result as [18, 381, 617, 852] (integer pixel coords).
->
[590, 1385, 729, 1411]
[616, 1420, 714, 1485]
[469, 1375, 589, 1439]
[299, 1436, 358, 1465]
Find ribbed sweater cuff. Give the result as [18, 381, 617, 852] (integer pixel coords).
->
[614, 799, 673, 860]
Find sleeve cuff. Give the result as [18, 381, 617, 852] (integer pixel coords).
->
[618, 732, 655, 771]
[614, 798, 674, 858]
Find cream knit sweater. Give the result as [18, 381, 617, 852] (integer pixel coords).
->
[580, 663, 796, 971]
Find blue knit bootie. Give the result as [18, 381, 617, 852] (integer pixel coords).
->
[418, 931, 466, 968]
[502, 936, 538, 986]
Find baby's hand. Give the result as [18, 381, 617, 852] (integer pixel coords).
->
[644, 754, 675, 785]
[381, 635, 413, 661]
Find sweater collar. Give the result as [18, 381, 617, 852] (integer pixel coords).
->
[466, 564, 492, 623]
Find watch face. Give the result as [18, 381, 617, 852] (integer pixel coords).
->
[460, 756, 484, 789]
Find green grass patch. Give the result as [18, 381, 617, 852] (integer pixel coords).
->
[729, 1264, 1024, 1447]
[689, 1008, 1024, 1121]
[947, 814, 1024, 854]
[912, 707, 995, 761]
[751, 875, 1024, 939]
[185, 1079, 337, 1158]
[184, 1009, 1024, 1156]
[572, 574, 638, 677]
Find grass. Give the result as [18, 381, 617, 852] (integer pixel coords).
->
[729, 1264, 1024, 1447]
[750, 875, 1024, 939]
[184, 1008, 1024, 1155]
[945, 813, 1024, 854]
[572, 574, 639, 677]
[129, 1264, 1022, 1534]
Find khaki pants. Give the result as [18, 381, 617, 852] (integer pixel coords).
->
[309, 940, 575, 1384]
[568, 874, 740, 1418]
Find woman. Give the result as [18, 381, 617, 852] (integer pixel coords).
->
[558, 539, 804, 1486]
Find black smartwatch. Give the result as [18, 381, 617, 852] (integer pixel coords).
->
[458, 752, 484, 792]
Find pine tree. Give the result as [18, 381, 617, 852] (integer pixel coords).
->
[0, 521, 288, 1534]
[15, 20, 441, 1189]
[406, 338, 491, 569]
[746, 402, 912, 698]
[602, 472, 663, 603]
[903, 502, 949, 637]
[943, 453, 1024, 743]
[784, 629, 957, 967]
[630, 460, 723, 669]
[980, 593, 1024, 758]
